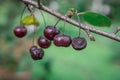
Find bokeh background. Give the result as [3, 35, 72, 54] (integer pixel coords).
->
[0, 0, 120, 80]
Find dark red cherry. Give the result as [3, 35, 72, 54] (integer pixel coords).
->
[14, 26, 27, 38]
[53, 34, 71, 47]
[29, 46, 38, 60]
[37, 48, 44, 59]
[30, 49, 39, 60]
[29, 46, 37, 54]
[29, 46, 44, 60]
[38, 36, 51, 48]
[44, 26, 60, 40]
[72, 37, 87, 50]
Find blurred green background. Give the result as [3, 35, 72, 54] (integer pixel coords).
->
[0, 0, 120, 80]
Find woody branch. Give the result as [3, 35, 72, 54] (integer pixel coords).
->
[20, 0, 120, 42]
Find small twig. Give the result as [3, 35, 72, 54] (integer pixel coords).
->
[20, 0, 120, 42]
[112, 27, 120, 35]
[85, 29, 95, 41]
[37, 0, 43, 9]
[54, 8, 74, 27]
[66, 10, 74, 18]
[24, 3, 33, 14]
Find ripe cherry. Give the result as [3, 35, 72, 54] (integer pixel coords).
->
[54, 34, 71, 47]
[29, 46, 44, 60]
[72, 37, 87, 50]
[14, 26, 27, 38]
[44, 26, 60, 40]
[29, 46, 37, 54]
[38, 36, 51, 48]
[37, 48, 44, 59]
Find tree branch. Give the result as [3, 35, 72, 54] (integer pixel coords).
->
[20, 0, 120, 42]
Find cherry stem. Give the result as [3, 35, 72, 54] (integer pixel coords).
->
[26, 3, 37, 45]
[31, 13, 36, 45]
[39, 10, 47, 27]
[20, 6, 26, 25]
[76, 10, 81, 37]
[33, 25, 35, 45]
[77, 12, 85, 15]
[78, 28, 80, 37]
[76, 10, 95, 41]
[33, 13, 38, 46]
[62, 15, 67, 35]
[54, 19, 61, 27]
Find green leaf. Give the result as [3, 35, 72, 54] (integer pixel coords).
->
[80, 12, 111, 27]
[21, 15, 39, 26]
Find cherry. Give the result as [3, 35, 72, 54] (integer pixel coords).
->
[14, 26, 27, 38]
[72, 37, 87, 50]
[30, 49, 39, 60]
[37, 48, 44, 59]
[54, 34, 71, 47]
[38, 36, 51, 48]
[29, 46, 37, 54]
[44, 26, 60, 40]
[29, 46, 44, 60]
[29, 46, 38, 60]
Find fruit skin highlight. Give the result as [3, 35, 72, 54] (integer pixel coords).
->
[54, 34, 72, 47]
[44, 26, 60, 40]
[14, 26, 27, 38]
[72, 37, 87, 50]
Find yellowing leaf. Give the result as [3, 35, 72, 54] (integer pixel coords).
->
[21, 15, 39, 26]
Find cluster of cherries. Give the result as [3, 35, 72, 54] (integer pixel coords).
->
[14, 25, 87, 60]
[14, 17, 87, 60]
